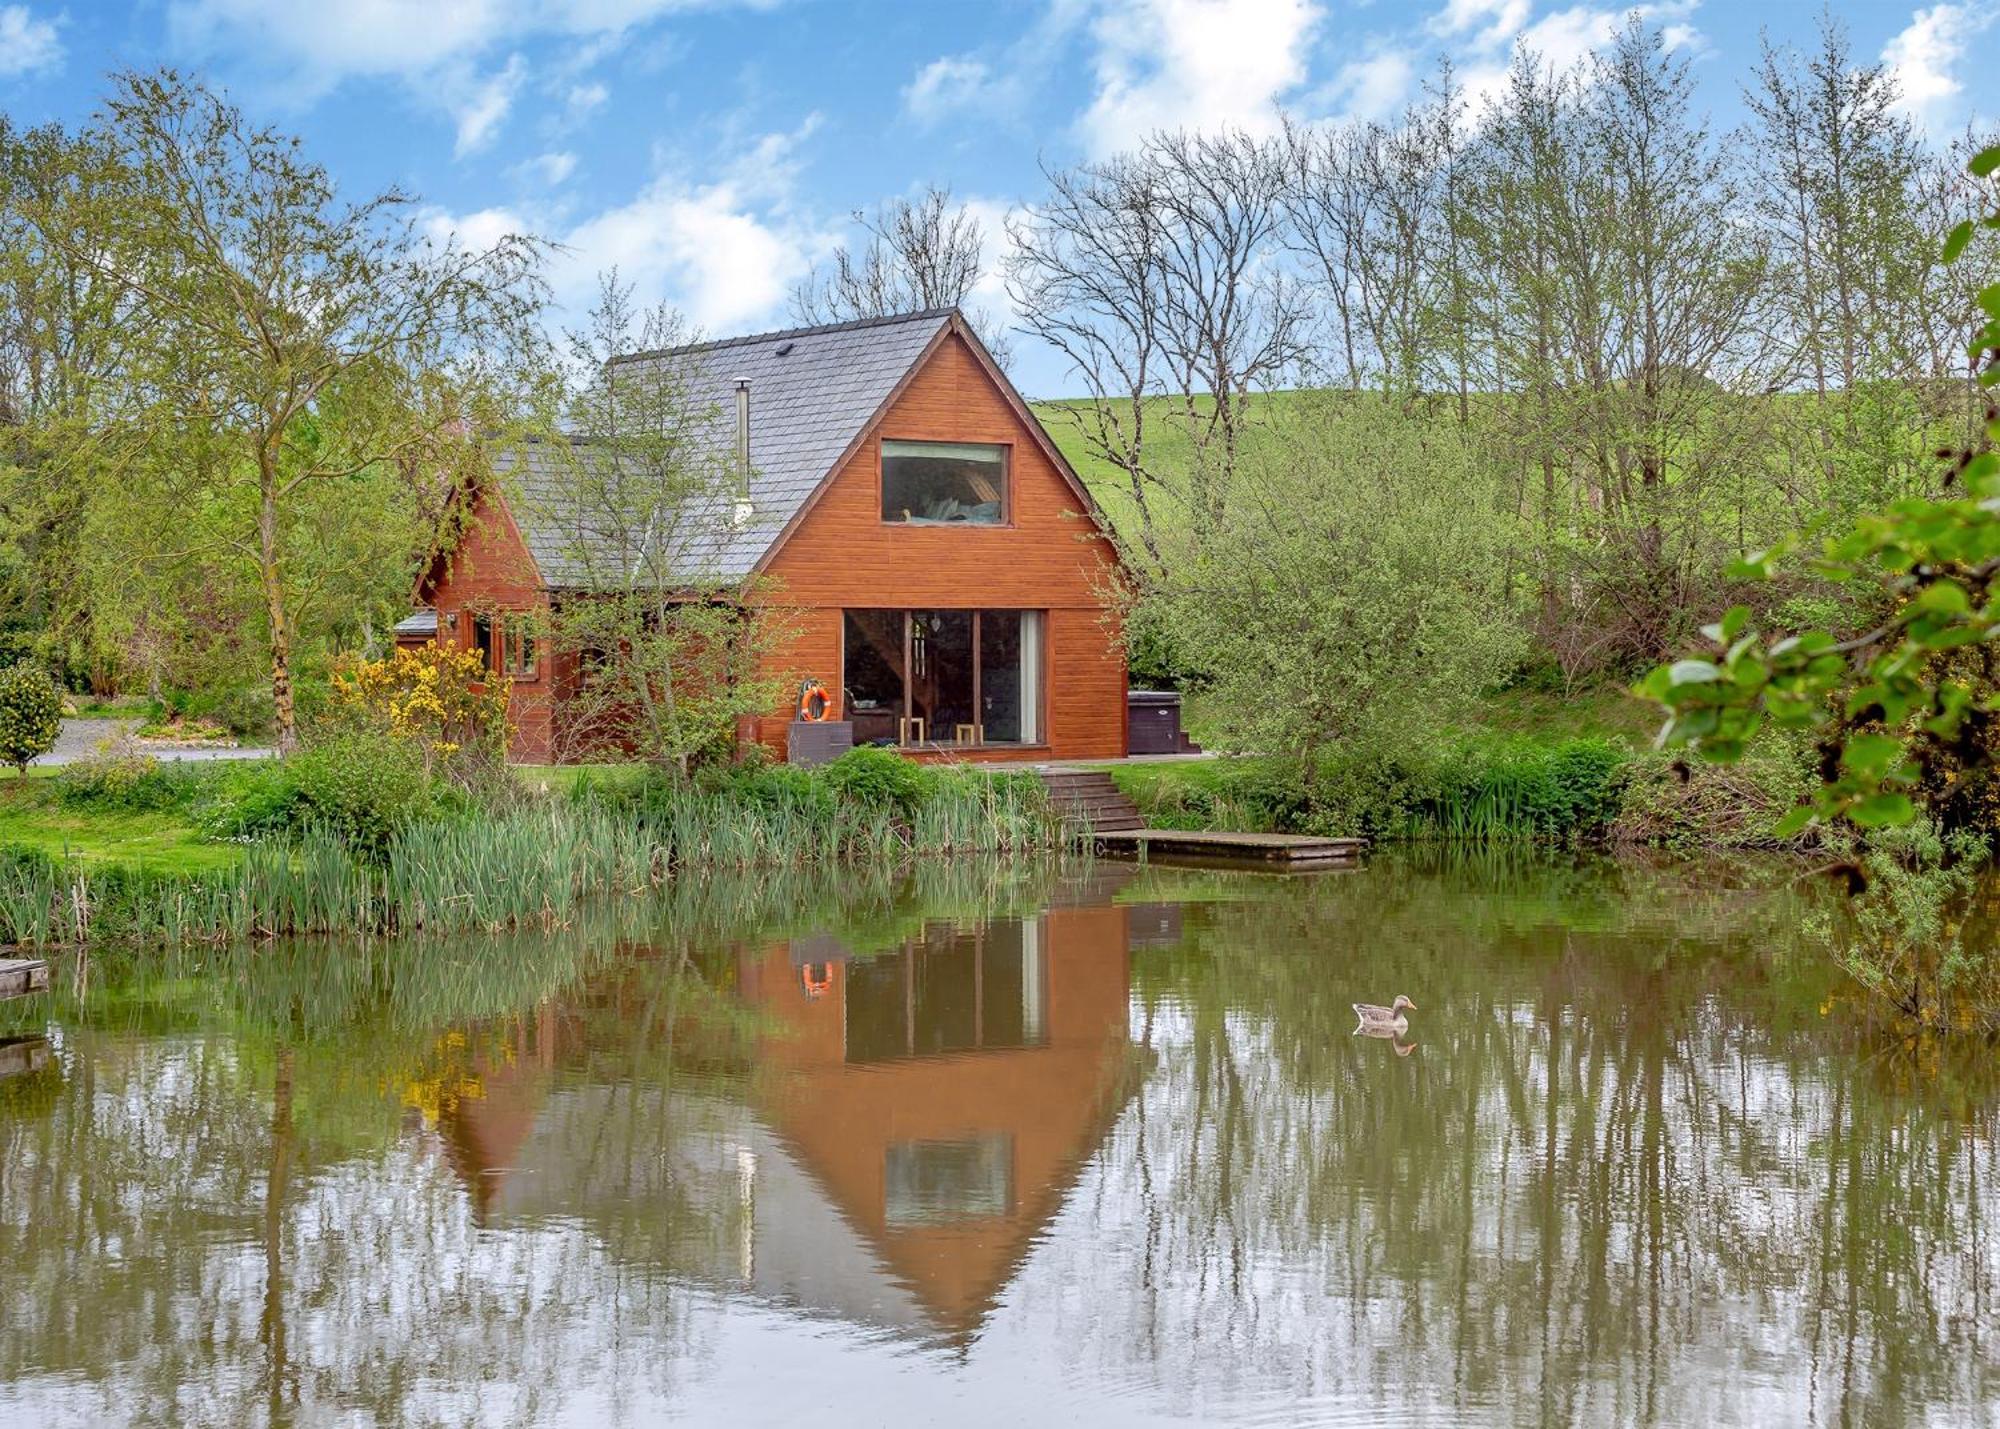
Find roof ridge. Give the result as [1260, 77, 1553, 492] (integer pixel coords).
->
[612, 307, 956, 364]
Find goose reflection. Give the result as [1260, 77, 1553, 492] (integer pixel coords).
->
[1353, 1020, 1419, 1056]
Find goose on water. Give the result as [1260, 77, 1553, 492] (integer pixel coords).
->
[1353, 995, 1416, 1033]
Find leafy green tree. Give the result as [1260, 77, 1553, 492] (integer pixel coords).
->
[16, 71, 547, 750]
[1642, 141, 2000, 835]
[1134, 394, 1523, 771]
[507, 274, 790, 773]
[0, 116, 130, 688]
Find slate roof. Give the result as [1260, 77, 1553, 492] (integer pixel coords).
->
[490, 308, 955, 587]
[393, 608, 438, 636]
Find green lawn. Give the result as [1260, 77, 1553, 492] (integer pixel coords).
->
[512, 763, 651, 793]
[1468, 685, 1658, 746]
[0, 777, 241, 873]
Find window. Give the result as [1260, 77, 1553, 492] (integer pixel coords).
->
[885, 1136, 1013, 1226]
[841, 610, 906, 746]
[471, 612, 497, 674]
[506, 621, 539, 679]
[844, 918, 1047, 1063]
[881, 440, 1007, 524]
[841, 610, 1041, 746]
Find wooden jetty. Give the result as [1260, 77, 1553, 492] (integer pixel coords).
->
[1, 957, 51, 1001]
[1090, 828, 1365, 869]
[1038, 769, 1366, 870]
[0, 1036, 51, 1081]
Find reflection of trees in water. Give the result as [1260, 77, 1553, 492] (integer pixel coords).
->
[0, 1027, 738, 1423]
[0, 859, 1085, 1422]
[1032, 856, 2000, 1425]
[8, 854, 2000, 1423]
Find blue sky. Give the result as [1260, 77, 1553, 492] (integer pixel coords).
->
[1, 0, 1991, 396]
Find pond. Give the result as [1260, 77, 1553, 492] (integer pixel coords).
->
[2, 852, 1997, 1427]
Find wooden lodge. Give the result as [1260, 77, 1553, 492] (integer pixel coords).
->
[403, 309, 1130, 764]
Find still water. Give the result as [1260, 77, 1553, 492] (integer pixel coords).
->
[2, 853, 1998, 1427]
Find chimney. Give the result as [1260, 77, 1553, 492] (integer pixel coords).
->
[731, 379, 754, 528]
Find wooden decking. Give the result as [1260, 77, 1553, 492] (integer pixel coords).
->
[1, 957, 51, 1001]
[1034, 769, 1366, 869]
[1089, 828, 1366, 869]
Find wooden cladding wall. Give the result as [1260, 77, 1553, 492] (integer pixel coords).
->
[755, 331, 1127, 761]
[421, 488, 558, 763]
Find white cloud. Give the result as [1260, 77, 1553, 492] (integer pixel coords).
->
[512, 150, 578, 185]
[1428, 0, 1530, 48]
[0, 4, 63, 76]
[903, 55, 997, 125]
[1078, 0, 1324, 156]
[166, 0, 745, 81]
[452, 54, 528, 156]
[564, 179, 816, 330]
[1450, 3, 1703, 118]
[164, 0, 773, 155]
[424, 118, 829, 335]
[1883, 3, 1989, 126]
[1328, 51, 1414, 122]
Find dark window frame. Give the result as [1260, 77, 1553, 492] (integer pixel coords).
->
[878, 438, 1013, 527]
[839, 608, 1045, 749]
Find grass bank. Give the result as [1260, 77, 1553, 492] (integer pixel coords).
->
[0, 745, 1066, 949]
[1101, 725, 1820, 852]
[0, 772, 240, 872]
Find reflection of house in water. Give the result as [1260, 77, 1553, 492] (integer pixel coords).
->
[430, 890, 1139, 1342]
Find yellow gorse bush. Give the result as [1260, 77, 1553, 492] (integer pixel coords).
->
[331, 644, 511, 773]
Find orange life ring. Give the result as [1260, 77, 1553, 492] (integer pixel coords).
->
[801, 962, 833, 999]
[797, 679, 832, 722]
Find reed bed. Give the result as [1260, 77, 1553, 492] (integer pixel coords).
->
[1391, 740, 1627, 843]
[0, 768, 1068, 949]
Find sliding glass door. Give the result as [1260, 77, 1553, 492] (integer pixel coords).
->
[841, 609, 1042, 747]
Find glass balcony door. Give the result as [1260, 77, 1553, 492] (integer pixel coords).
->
[841, 609, 1041, 747]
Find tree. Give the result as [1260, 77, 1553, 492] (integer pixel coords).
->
[791, 185, 1011, 364]
[1642, 140, 2000, 835]
[21, 71, 547, 750]
[509, 274, 790, 772]
[0, 116, 131, 687]
[1134, 395, 1523, 771]
[1282, 70, 1483, 409]
[1742, 16, 1957, 532]
[0, 662, 63, 774]
[1008, 130, 1304, 576]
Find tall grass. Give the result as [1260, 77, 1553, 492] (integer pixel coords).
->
[0, 766, 1068, 949]
[1113, 739, 1631, 844]
[1394, 740, 1627, 842]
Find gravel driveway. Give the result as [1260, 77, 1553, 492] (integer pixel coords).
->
[35, 718, 276, 766]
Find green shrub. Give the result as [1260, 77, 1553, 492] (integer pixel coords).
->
[189, 760, 306, 841]
[1361, 738, 1630, 842]
[54, 741, 200, 811]
[1611, 738, 1819, 851]
[0, 663, 64, 774]
[821, 745, 928, 815]
[701, 760, 830, 816]
[1118, 740, 1632, 843]
[211, 683, 275, 736]
[288, 729, 445, 856]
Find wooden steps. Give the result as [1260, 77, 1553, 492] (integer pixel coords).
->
[1037, 767, 1368, 868]
[1, 957, 50, 1001]
[1036, 769, 1145, 834]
